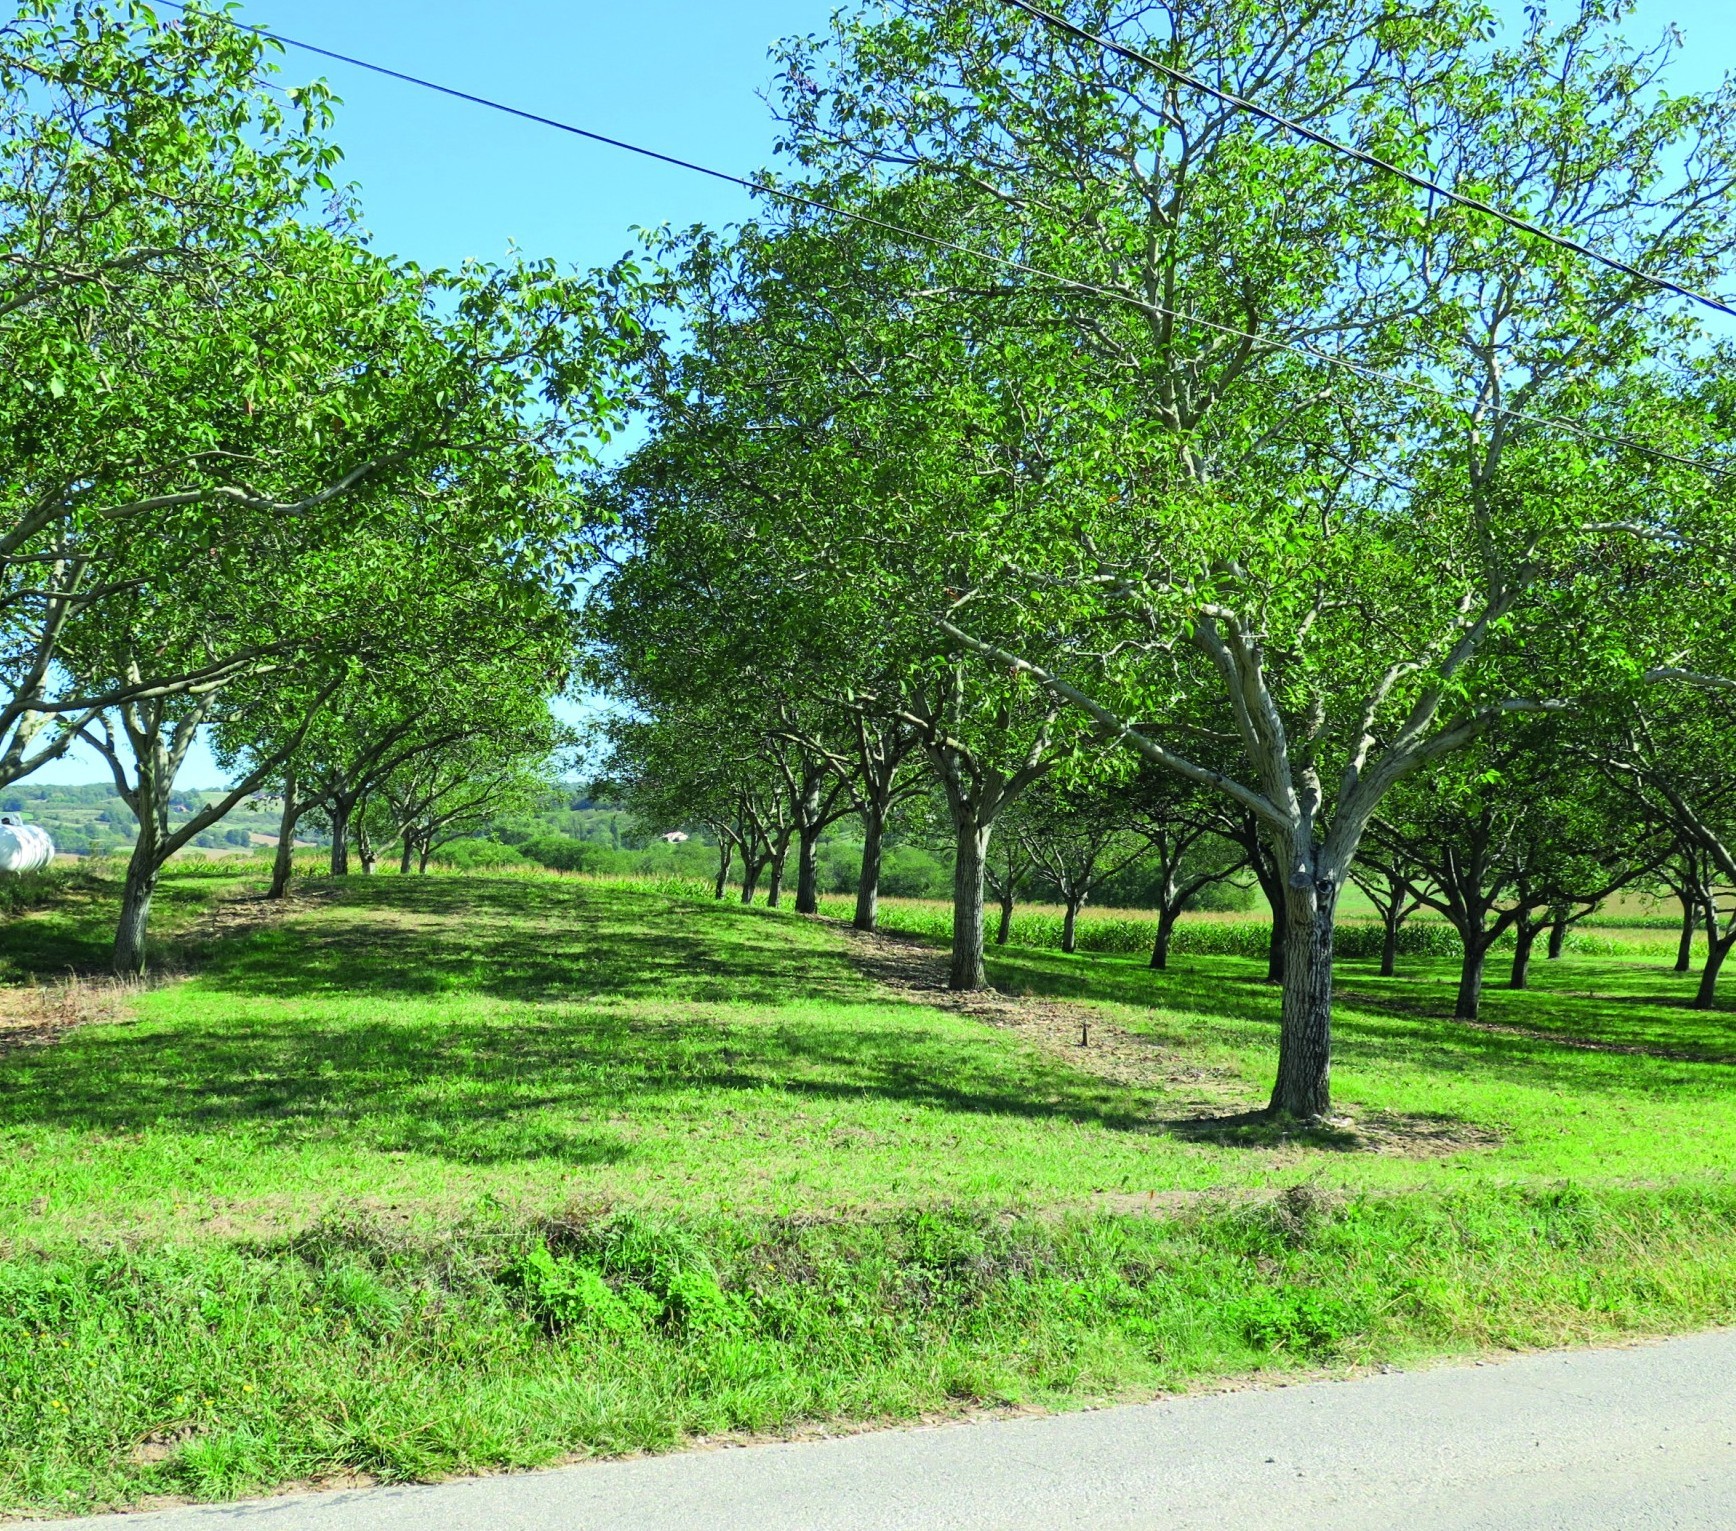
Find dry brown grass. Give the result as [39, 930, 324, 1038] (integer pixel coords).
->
[0, 970, 153, 1053]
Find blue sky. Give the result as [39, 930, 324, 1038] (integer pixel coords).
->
[34, 0, 1735, 786]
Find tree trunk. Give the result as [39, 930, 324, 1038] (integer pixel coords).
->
[996, 883, 1015, 946]
[1379, 903, 1401, 978]
[1675, 895, 1697, 973]
[1253, 858, 1286, 983]
[417, 839, 432, 874]
[713, 841, 733, 901]
[329, 800, 351, 876]
[1455, 936, 1489, 1021]
[949, 813, 992, 991]
[269, 771, 297, 901]
[1266, 918, 1285, 984]
[1061, 896, 1081, 955]
[356, 819, 376, 876]
[1269, 880, 1337, 1121]
[740, 857, 763, 905]
[399, 836, 414, 876]
[113, 850, 158, 976]
[1547, 907, 1569, 961]
[854, 805, 884, 932]
[1150, 907, 1177, 970]
[766, 839, 788, 908]
[1693, 927, 1732, 1011]
[795, 826, 822, 915]
[1509, 918, 1538, 990]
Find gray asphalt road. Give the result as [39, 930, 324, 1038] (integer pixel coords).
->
[53, 1330, 1736, 1530]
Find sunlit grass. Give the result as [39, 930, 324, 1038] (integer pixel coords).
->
[0, 867, 1732, 1514]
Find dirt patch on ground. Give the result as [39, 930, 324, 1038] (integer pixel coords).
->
[839, 924, 1504, 1158]
[182, 881, 339, 951]
[1160, 1105, 1504, 1157]
[837, 921, 1232, 1097]
[1340, 1110, 1506, 1155]
[0, 972, 149, 1054]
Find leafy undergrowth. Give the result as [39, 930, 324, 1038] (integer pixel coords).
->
[1, 870, 1733, 1513]
[6, 1188, 1736, 1514]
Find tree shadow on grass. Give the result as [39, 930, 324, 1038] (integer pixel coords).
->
[1333, 970, 1736, 1062]
[986, 946, 1279, 1023]
[199, 876, 880, 1008]
[984, 942, 1736, 1098]
[0, 992, 1155, 1164]
[0, 876, 215, 979]
[1161, 1108, 1362, 1152]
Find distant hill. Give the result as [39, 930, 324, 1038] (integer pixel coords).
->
[0, 782, 307, 858]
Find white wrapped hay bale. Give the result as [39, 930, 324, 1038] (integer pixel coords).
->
[0, 818, 55, 873]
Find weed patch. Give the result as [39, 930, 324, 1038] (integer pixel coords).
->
[3, 1189, 1735, 1514]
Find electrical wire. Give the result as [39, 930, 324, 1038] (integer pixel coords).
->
[153, 0, 1735, 480]
[1001, 0, 1736, 322]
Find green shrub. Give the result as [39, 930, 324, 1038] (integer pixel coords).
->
[503, 1244, 651, 1334]
[432, 838, 529, 870]
[517, 837, 623, 874]
[1230, 1287, 1366, 1359]
[659, 1268, 740, 1333]
[506, 1214, 744, 1336]
[878, 845, 950, 900]
[568, 1211, 743, 1333]
[817, 841, 864, 895]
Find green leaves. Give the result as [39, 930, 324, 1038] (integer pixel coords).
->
[0, 2, 633, 822]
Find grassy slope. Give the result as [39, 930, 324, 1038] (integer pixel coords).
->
[1, 870, 1734, 1512]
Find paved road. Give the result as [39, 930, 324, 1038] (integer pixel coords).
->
[56, 1330, 1736, 1530]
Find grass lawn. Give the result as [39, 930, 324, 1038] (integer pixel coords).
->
[2, 867, 1733, 1514]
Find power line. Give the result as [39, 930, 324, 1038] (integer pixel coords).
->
[1001, 0, 1736, 323]
[155, 1, 1734, 480]
[157, 3, 790, 205]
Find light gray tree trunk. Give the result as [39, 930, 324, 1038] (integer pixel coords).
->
[1379, 903, 1402, 977]
[1675, 895, 1697, 973]
[795, 825, 822, 915]
[1694, 923, 1733, 1011]
[1547, 907, 1570, 961]
[1456, 937, 1491, 1020]
[766, 834, 790, 908]
[1509, 915, 1540, 989]
[740, 855, 764, 905]
[950, 813, 992, 990]
[113, 843, 158, 976]
[269, 769, 297, 901]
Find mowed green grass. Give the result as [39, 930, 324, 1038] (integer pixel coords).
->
[1, 869, 1734, 1513]
[6, 873, 1733, 1238]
